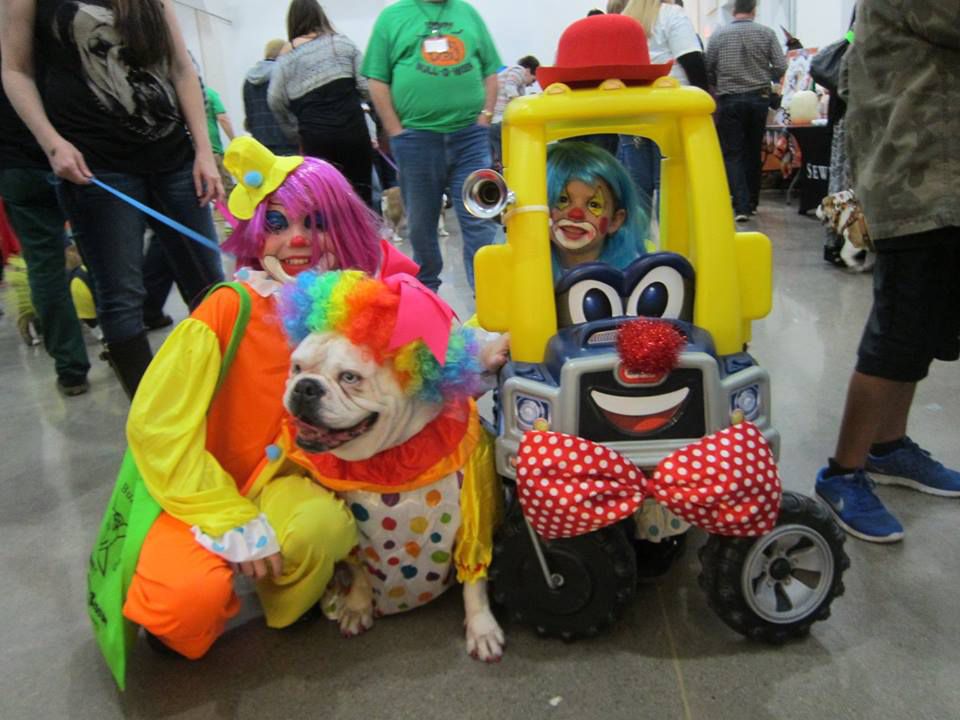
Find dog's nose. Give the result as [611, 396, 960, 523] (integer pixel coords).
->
[290, 378, 325, 413]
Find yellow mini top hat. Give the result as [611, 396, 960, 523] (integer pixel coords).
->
[225, 137, 303, 220]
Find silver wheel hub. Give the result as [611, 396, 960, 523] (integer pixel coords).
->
[741, 524, 834, 624]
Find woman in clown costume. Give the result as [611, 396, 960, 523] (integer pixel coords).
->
[118, 137, 417, 660]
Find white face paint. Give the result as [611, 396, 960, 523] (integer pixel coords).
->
[549, 178, 626, 267]
[284, 333, 442, 461]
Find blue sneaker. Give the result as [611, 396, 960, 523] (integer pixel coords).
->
[866, 437, 960, 498]
[815, 468, 904, 543]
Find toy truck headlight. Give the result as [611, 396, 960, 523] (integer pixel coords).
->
[515, 395, 551, 430]
[731, 385, 761, 422]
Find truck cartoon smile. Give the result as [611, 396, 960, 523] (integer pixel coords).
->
[591, 385, 690, 435]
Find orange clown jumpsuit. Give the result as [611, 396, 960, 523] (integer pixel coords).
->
[121, 278, 358, 659]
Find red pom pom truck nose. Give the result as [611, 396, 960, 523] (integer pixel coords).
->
[617, 318, 686, 376]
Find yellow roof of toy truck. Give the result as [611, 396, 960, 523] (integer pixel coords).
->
[474, 77, 772, 362]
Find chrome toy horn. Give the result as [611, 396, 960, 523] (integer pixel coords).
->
[462, 169, 515, 219]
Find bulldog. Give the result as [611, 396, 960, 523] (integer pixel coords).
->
[281, 270, 508, 662]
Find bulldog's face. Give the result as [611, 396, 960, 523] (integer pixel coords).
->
[284, 332, 440, 461]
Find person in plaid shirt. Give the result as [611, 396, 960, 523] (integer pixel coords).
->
[490, 55, 538, 169]
[705, 0, 786, 222]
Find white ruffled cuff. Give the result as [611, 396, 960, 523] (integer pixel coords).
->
[192, 514, 281, 562]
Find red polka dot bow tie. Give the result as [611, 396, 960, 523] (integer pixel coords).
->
[515, 422, 781, 540]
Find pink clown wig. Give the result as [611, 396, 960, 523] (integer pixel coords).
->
[222, 157, 381, 274]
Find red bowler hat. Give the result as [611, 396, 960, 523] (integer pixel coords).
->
[537, 14, 673, 88]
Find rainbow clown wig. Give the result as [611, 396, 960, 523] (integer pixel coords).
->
[222, 157, 381, 274]
[547, 141, 649, 277]
[280, 270, 488, 404]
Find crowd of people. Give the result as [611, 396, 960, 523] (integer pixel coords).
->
[1, 0, 957, 679]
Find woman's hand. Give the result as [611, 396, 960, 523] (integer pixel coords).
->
[192, 150, 224, 206]
[46, 136, 92, 184]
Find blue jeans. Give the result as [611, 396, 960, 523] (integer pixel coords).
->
[57, 162, 223, 343]
[617, 136, 660, 218]
[390, 124, 498, 291]
[715, 93, 770, 215]
[0, 168, 90, 383]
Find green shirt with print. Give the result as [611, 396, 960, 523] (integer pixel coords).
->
[362, 0, 502, 133]
[205, 87, 226, 155]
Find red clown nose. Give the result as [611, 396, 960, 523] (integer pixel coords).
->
[617, 318, 686, 376]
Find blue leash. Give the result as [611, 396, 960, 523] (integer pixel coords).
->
[90, 177, 223, 254]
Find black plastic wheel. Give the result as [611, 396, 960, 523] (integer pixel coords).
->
[698, 491, 850, 644]
[489, 503, 637, 640]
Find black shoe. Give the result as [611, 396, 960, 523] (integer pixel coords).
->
[104, 332, 153, 399]
[144, 314, 174, 331]
[144, 631, 184, 658]
[56, 377, 90, 397]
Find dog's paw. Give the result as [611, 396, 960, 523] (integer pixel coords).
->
[338, 569, 375, 638]
[465, 610, 505, 663]
[338, 604, 374, 638]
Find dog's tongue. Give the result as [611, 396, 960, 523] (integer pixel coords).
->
[294, 416, 374, 451]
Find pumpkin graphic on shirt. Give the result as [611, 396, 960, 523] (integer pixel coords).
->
[421, 35, 467, 67]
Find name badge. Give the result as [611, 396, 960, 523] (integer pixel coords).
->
[423, 37, 449, 54]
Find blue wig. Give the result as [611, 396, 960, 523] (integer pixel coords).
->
[547, 141, 649, 277]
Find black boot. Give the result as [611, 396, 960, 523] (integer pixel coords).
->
[103, 332, 153, 399]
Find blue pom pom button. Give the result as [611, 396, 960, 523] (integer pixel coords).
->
[244, 170, 264, 188]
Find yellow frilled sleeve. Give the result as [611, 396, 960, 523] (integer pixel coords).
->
[127, 318, 260, 537]
[454, 425, 503, 583]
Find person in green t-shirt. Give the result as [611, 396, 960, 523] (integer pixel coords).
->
[363, 0, 501, 292]
[204, 86, 236, 192]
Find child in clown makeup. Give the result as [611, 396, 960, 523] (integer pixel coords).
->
[115, 137, 418, 662]
[222, 137, 416, 285]
[547, 141, 649, 278]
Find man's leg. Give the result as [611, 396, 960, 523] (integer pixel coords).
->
[447, 124, 498, 291]
[833, 373, 916, 469]
[391, 130, 446, 291]
[817, 232, 960, 541]
[744, 95, 769, 212]
[617, 136, 658, 218]
[0, 168, 90, 391]
[715, 96, 751, 217]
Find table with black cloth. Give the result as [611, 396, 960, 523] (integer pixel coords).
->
[767, 124, 832, 214]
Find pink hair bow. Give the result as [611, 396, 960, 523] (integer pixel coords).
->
[383, 273, 455, 365]
[516, 422, 781, 540]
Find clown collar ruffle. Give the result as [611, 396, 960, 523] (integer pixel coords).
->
[305, 398, 480, 493]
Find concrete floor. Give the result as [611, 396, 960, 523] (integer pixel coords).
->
[2, 195, 959, 720]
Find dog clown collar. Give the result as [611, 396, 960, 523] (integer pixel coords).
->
[225, 137, 304, 220]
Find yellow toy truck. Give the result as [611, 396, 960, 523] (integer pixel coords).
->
[466, 75, 849, 643]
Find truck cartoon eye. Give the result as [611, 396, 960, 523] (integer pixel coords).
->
[623, 253, 696, 323]
[625, 265, 687, 320]
[566, 279, 624, 325]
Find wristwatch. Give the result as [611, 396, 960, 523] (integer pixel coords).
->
[480, 109, 493, 118]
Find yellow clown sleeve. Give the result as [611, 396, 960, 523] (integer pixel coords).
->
[127, 318, 260, 536]
[454, 424, 503, 583]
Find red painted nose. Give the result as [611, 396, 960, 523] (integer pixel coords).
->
[567, 207, 586, 221]
[290, 235, 308, 248]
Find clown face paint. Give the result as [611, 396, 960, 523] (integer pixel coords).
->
[260, 203, 338, 283]
[549, 179, 626, 268]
